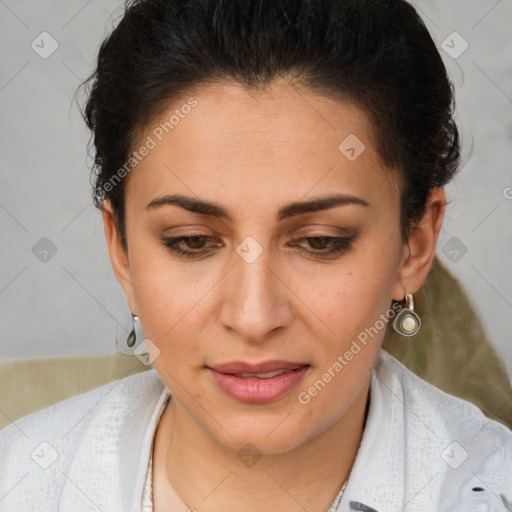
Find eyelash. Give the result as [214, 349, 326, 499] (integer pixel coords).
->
[161, 235, 355, 259]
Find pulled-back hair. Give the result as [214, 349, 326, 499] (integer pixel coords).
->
[81, 0, 460, 247]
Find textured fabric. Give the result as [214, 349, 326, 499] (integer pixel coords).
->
[326, 481, 348, 512]
[0, 352, 149, 431]
[0, 349, 511, 512]
[141, 446, 154, 512]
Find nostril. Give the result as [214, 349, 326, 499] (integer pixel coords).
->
[472, 487, 485, 492]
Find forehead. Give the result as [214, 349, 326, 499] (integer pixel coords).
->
[126, 79, 399, 210]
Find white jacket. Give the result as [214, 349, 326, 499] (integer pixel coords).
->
[1, 349, 511, 512]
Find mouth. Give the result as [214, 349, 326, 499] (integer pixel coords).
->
[207, 361, 311, 404]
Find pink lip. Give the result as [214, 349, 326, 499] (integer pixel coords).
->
[208, 360, 310, 404]
[211, 360, 308, 374]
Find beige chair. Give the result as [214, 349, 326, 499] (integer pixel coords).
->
[1, 257, 511, 432]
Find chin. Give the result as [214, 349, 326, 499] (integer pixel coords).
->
[205, 410, 318, 456]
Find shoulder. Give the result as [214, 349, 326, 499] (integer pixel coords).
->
[378, 349, 511, 437]
[0, 369, 163, 510]
[345, 351, 511, 509]
[0, 368, 161, 440]
[377, 350, 512, 502]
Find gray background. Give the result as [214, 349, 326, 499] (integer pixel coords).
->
[0, 0, 511, 380]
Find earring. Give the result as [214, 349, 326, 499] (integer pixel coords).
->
[393, 293, 421, 337]
[126, 313, 144, 348]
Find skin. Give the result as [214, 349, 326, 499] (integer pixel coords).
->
[102, 79, 445, 511]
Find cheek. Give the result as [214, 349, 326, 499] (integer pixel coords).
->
[295, 250, 399, 348]
[128, 252, 220, 364]
[136, 280, 203, 337]
[290, 264, 395, 432]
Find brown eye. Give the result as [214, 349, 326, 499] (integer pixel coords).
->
[162, 235, 222, 258]
[186, 236, 208, 249]
[289, 235, 356, 259]
[307, 237, 332, 250]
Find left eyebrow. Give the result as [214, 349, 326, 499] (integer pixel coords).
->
[146, 193, 369, 221]
[277, 194, 369, 221]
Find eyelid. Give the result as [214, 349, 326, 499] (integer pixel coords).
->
[290, 234, 357, 247]
[161, 226, 214, 237]
[292, 225, 356, 237]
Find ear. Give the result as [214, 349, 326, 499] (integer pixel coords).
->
[392, 187, 446, 301]
[102, 201, 137, 313]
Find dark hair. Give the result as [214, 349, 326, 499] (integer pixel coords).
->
[80, 0, 460, 249]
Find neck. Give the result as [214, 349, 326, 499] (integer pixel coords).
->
[153, 379, 371, 512]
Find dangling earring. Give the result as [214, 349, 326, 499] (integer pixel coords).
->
[126, 313, 144, 348]
[393, 293, 421, 337]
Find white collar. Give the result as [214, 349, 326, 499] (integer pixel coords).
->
[58, 350, 512, 511]
[59, 370, 169, 511]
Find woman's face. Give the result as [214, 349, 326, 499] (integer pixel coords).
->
[105, 79, 426, 453]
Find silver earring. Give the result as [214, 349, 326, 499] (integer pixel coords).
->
[126, 314, 144, 348]
[393, 293, 421, 337]
[116, 313, 147, 355]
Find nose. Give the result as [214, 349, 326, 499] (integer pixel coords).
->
[219, 245, 293, 344]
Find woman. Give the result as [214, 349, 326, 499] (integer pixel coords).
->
[1, 0, 511, 510]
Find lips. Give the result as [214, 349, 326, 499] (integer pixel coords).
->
[207, 360, 310, 404]
[210, 360, 308, 375]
